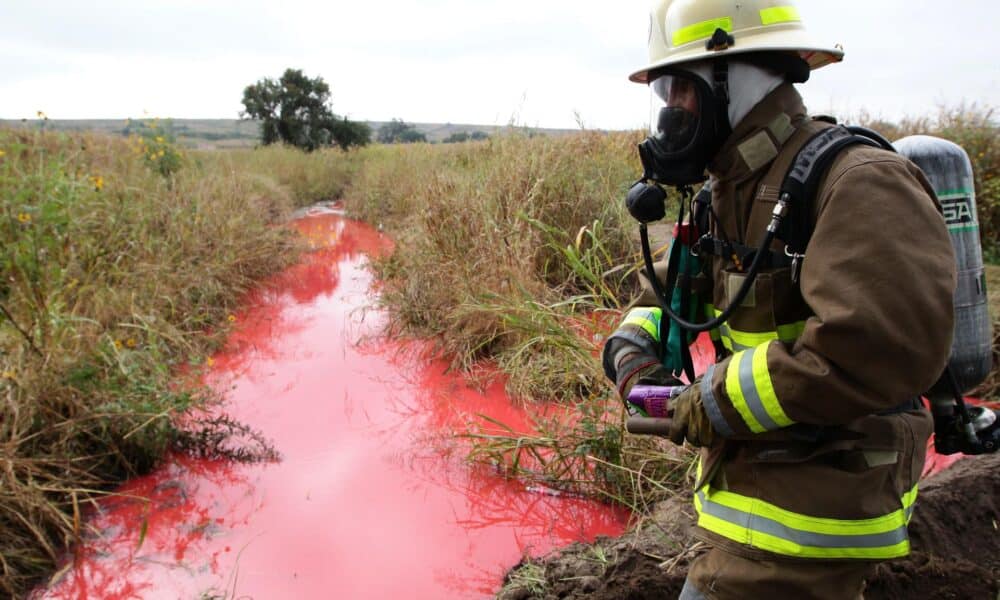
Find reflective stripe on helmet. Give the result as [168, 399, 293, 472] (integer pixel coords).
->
[694, 484, 918, 559]
[672, 16, 734, 47]
[621, 307, 663, 342]
[759, 6, 801, 26]
[724, 343, 794, 432]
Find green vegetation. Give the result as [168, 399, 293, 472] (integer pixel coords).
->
[377, 119, 428, 144]
[241, 68, 371, 151]
[443, 131, 489, 143]
[0, 126, 353, 596]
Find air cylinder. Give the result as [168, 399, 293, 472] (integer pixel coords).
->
[895, 135, 993, 395]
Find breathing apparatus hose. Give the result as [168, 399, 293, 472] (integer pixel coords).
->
[638, 187, 788, 334]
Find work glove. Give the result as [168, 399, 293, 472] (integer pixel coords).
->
[613, 353, 680, 400]
[667, 382, 715, 448]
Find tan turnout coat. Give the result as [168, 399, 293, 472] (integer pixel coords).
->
[635, 83, 956, 563]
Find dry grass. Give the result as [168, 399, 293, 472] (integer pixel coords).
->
[0, 127, 351, 596]
[343, 130, 645, 399]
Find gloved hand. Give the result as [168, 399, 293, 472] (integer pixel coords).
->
[667, 383, 715, 448]
[614, 353, 680, 399]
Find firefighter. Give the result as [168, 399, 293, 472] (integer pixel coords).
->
[602, 1, 957, 597]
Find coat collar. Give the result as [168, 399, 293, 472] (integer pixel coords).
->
[708, 83, 808, 183]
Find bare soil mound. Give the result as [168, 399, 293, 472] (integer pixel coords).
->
[499, 454, 1000, 599]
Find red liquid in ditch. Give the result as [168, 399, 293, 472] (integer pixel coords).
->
[39, 209, 627, 599]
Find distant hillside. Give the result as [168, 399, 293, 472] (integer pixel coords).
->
[0, 119, 582, 149]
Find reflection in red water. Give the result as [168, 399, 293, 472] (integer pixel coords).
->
[38, 208, 626, 600]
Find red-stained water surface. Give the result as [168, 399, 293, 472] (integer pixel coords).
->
[38, 209, 627, 600]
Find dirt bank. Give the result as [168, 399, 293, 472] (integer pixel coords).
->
[498, 453, 1000, 599]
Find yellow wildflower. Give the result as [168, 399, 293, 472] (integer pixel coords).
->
[0, 150, 6, 158]
[155, 136, 165, 144]
[157, 149, 165, 158]
[114, 340, 123, 349]
[125, 338, 137, 348]
[206, 357, 215, 367]
[1, 371, 15, 380]
[17, 212, 31, 224]
[90, 175, 104, 191]
[227, 314, 237, 323]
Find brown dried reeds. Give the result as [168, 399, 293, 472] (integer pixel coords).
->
[0, 127, 350, 596]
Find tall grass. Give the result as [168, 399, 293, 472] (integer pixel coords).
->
[343, 131, 644, 397]
[0, 128, 350, 596]
[340, 131, 696, 511]
[198, 143, 360, 207]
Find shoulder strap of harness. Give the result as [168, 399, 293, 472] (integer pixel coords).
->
[779, 126, 884, 261]
[767, 122, 894, 281]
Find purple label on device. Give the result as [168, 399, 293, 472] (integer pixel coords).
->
[627, 385, 681, 418]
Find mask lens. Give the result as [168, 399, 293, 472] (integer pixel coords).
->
[648, 74, 701, 151]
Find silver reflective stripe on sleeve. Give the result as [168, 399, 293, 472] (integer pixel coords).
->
[606, 330, 659, 361]
[736, 346, 782, 432]
[700, 363, 735, 437]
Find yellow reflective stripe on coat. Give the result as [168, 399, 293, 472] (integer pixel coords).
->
[705, 306, 805, 352]
[759, 6, 801, 26]
[621, 307, 663, 342]
[724, 343, 794, 432]
[672, 16, 733, 46]
[695, 483, 918, 559]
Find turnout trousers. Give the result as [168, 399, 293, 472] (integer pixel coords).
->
[678, 548, 876, 600]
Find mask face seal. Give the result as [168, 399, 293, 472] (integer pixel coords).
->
[638, 66, 731, 187]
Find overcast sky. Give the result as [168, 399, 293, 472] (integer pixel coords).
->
[1, 0, 997, 129]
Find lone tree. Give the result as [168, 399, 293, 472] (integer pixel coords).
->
[377, 119, 427, 144]
[241, 68, 370, 151]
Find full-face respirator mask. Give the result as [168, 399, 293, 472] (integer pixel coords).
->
[637, 64, 732, 188]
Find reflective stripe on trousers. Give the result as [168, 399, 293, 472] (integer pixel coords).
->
[694, 484, 918, 559]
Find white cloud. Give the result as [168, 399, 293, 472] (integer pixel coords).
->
[0, 0, 996, 127]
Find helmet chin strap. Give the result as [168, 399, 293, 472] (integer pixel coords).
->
[713, 60, 731, 109]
